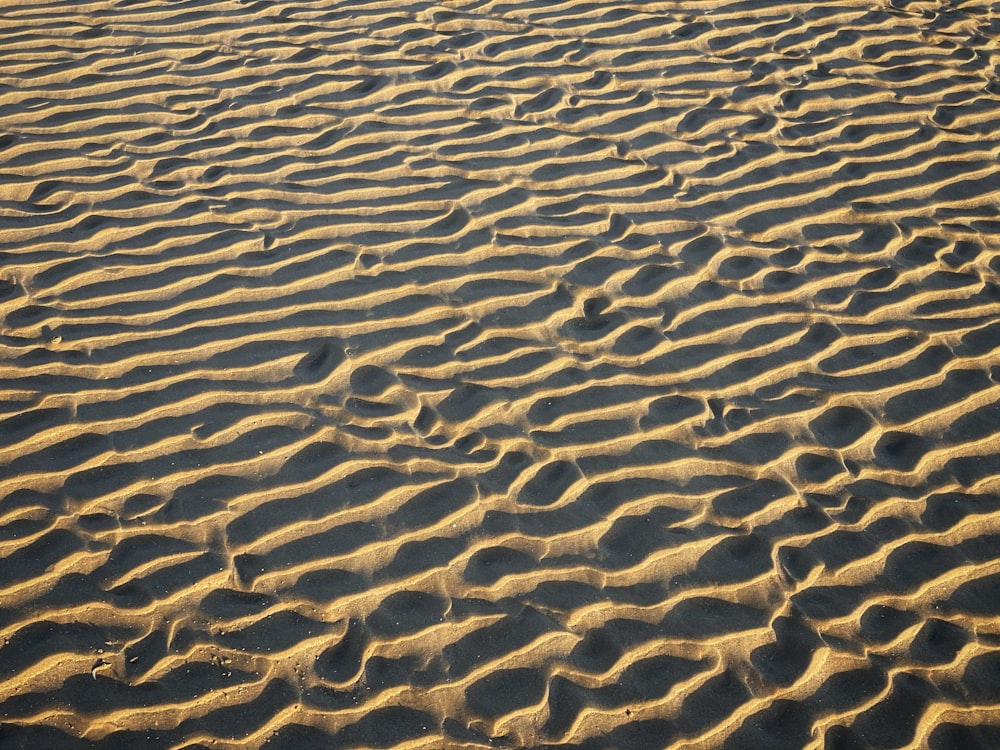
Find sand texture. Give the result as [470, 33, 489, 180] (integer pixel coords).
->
[2, 0, 1000, 747]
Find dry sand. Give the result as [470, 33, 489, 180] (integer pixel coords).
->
[2, 0, 1000, 747]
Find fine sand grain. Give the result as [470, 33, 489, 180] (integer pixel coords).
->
[2, 0, 1000, 747]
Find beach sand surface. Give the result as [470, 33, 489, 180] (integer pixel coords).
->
[2, 0, 1000, 747]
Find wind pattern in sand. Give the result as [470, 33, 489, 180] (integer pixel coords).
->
[2, 0, 1000, 747]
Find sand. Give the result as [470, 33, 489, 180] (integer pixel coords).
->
[1, 0, 1000, 747]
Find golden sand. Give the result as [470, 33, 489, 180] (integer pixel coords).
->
[1, 0, 1000, 747]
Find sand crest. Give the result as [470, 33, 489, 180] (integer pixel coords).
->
[1, 0, 1000, 747]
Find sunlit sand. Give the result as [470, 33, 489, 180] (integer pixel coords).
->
[1, 0, 1000, 747]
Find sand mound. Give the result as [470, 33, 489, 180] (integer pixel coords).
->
[1, 0, 1000, 747]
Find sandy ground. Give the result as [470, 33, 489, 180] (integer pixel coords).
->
[2, 0, 1000, 747]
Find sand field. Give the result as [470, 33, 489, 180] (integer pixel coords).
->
[2, 0, 1000, 747]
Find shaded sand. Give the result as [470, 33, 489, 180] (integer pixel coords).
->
[2, 0, 1000, 747]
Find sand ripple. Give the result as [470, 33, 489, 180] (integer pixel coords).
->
[2, 0, 1000, 747]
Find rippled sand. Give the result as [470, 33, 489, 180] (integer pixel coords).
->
[2, 0, 1000, 747]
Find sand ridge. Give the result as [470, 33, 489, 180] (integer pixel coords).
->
[2, 0, 1000, 747]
